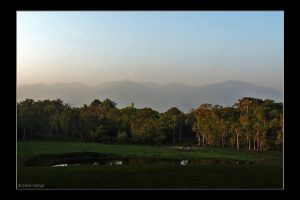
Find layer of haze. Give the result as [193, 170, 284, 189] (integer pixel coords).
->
[17, 11, 284, 92]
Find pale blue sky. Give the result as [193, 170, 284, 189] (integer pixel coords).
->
[17, 11, 284, 91]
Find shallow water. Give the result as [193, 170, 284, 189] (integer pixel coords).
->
[51, 164, 68, 167]
[25, 152, 257, 167]
[49, 158, 255, 167]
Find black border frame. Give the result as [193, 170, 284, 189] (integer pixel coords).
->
[16, 0, 285, 10]
[14, 0, 287, 192]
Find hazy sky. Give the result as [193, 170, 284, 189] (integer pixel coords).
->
[17, 11, 284, 91]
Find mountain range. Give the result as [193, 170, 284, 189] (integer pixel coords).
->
[17, 80, 283, 112]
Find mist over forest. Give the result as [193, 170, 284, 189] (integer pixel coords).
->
[17, 80, 283, 112]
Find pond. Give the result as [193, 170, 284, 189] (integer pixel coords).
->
[24, 152, 256, 167]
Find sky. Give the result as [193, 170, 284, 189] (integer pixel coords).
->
[17, 11, 284, 92]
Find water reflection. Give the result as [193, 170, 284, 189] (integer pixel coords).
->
[180, 160, 189, 165]
[51, 164, 68, 167]
[27, 152, 257, 167]
[109, 160, 123, 165]
[49, 158, 255, 167]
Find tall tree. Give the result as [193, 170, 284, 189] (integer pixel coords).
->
[192, 104, 213, 147]
[165, 107, 182, 144]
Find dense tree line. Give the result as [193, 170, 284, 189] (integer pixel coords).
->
[17, 97, 283, 151]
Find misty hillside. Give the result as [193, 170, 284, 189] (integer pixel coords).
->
[17, 80, 283, 112]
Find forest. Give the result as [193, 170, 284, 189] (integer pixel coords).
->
[17, 97, 283, 151]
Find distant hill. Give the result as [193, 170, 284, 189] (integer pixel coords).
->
[17, 80, 283, 112]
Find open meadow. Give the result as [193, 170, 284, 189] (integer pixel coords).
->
[17, 141, 283, 189]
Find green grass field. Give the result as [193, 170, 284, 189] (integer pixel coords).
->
[17, 141, 283, 189]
